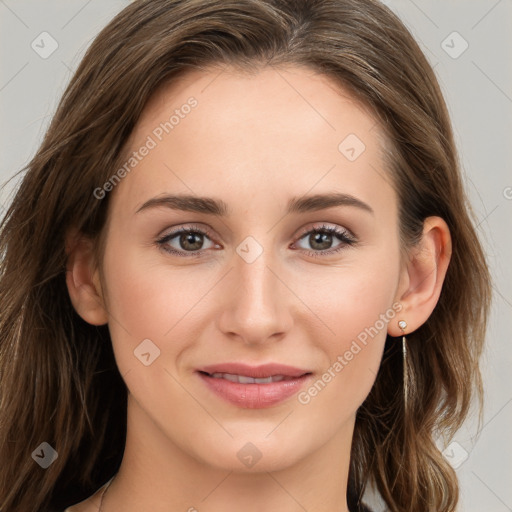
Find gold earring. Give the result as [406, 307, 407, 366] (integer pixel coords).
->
[398, 320, 408, 412]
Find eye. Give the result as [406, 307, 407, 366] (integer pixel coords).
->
[156, 223, 357, 258]
[156, 224, 218, 257]
[293, 224, 357, 257]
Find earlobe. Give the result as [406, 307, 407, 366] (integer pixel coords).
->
[389, 216, 452, 336]
[65, 231, 108, 326]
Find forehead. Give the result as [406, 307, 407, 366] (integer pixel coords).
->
[135, 64, 380, 149]
[110, 64, 393, 218]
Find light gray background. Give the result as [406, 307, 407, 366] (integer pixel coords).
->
[1, 1, 511, 510]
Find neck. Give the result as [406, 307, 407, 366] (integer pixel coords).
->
[104, 394, 354, 512]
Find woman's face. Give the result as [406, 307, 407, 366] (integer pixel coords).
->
[99, 65, 405, 472]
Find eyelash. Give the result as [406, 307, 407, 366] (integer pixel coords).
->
[156, 223, 357, 259]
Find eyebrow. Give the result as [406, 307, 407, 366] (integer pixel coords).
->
[135, 192, 374, 216]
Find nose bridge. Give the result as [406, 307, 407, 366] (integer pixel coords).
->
[217, 235, 292, 343]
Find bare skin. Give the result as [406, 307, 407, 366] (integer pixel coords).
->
[65, 65, 451, 512]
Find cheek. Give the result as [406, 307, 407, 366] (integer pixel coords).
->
[102, 233, 206, 329]
[100, 237, 226, 387]
[100, 239, 187, 368]
[298, 259, 399, 408]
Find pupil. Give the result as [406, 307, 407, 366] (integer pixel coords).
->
[311, 232, 332, 250]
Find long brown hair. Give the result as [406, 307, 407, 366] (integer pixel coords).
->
[0, 1, 491, 510]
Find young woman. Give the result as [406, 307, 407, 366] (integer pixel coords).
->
[0, 1, 491, 511]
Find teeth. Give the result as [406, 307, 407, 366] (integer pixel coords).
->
[209, 372, 291, 383]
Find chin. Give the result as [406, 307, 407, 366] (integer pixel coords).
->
[190, 431, 310, 473]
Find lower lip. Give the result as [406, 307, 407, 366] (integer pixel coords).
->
[197, 372, 312, 409]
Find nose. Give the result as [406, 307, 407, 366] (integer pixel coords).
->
[216, 243, 294, 346]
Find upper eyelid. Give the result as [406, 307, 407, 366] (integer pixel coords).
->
[158, 223, 215, 240]
[296, 223, 354, 239]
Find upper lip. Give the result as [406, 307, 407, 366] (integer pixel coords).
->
[197, 363, 311, 379]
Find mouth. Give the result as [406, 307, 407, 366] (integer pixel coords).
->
[197, 362, 311, 379]
[199, 371, 304, 384]
[196, 363, 313, 408]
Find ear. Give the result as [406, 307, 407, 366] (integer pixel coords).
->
[389, 216, 452, 336]
[65, 229, 108, 325]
